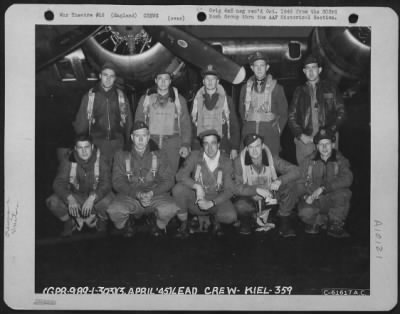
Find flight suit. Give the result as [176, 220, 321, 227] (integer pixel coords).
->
[234, 145, 300, 219]
[107, 146, 181, 230]
[46, 148, 113, 226]
[135, 87, 192, 173]
[296, 150, 353, 227]
[191, 85, 240, 155]
[239, 75, 288, 155]
[172, 150, 237, 225]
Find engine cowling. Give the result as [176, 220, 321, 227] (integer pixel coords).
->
[81, 26, 177, 83]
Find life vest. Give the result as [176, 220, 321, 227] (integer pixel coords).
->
[69, 149, 101, 191]
[125, 151, 158, 183]
[142, 87, 182, 137]
[305, 158, 339, 187]
[86, 88, 128, 135]
[191, 84, 230, 139]
[240, 144, 277, 188]
[194, 156, 223, 193]
[244, 75, 277, 123]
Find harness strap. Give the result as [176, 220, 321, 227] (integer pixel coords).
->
[244, 75, 276, 120]
[192, 85, 230, 139]
[143, 87, 182, 134]
[240, 144, 277, 185]
[93, 150, 101, 190]
[69, 162, 79, 189]
[87, 88, 127, 134]
[195, 164, 202, 183]
[172, 87, 182, 135]
[68, 150, 101, 191]
[306, 160, 339, 186]
[87, 89, 95, 135]
[151, 152, 158, 177]
[125, 152, 158, 181]
[125, 154, 132, 182]
[117, 89, 127, 126]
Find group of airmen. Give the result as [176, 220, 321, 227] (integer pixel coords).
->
[46, 51, 353, 239]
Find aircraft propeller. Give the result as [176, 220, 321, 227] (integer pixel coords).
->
[144, 26, 246, 84]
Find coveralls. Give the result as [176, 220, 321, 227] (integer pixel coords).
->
[107, 145, 181, 230]
[191, 85, 240, 155]
[296, 149, 353, 227]
[234, 145, 300, 220]
[172, 150, 237, 224]
[135, 87, 192, 173]
[46, 148, 113, 225]
[239, 75, 288, 155]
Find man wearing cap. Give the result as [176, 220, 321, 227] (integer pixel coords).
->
[296, 128, 353, 238]
[135, 71, 192, 174]
[46, 134, 113, 236]
[288, 54, 346, 164]
[73, 62, 133, 164]
[172, 129, 237, 237]
[239, 51, 288, 156]
[191, 64, 240, 160]
[234, 133, 300, 237]
[107, 121, 182, 237]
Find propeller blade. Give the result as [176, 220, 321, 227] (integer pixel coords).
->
[144, 26, 245, 84]
[36, 25, 103, 71]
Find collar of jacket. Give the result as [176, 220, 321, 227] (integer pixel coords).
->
[303, 79, 331, 91]
[244, 150, 269, 166]
[250, 75, 267, 84]
[147, 86, 176, 102]
[312, 149, 338, 163]
[93, 82, 117, 95]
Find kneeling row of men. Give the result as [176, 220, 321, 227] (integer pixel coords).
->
[47, 121, 353, 239]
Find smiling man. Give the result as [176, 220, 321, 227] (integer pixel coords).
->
[46, 134, 114, 236]
[73, 62, 133, 164]
[296, 128, 353, 237]
[288, 55, 346, 164]
[135, 70, 192, 173]
[239, 51, 288, 156]
[172, 129, 237, 237]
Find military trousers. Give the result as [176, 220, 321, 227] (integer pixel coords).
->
[172, 183, 237, 224]
[46, 192, 114, 222]
[234, 182, 297, 218]
[107, 193, 179, 230]
[298, 188, 352, 226]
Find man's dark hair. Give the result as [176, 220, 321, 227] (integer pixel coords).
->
[200, 134, 221, 147]
[74, 134, 93, 146]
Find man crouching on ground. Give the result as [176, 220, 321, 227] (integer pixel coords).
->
[296, 128, 353, 238]
[172, 129, 237, 237]
[46, 134, 114, 236]
[107, 121, 182, 237]
[233, 134, 300, 237]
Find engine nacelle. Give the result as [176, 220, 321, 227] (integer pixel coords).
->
[311, 27, 371, 82]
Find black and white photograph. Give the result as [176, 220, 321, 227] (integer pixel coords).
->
[4, 4, 398, 311]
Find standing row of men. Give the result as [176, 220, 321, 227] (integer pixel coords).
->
[46, 51, 352, 239]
